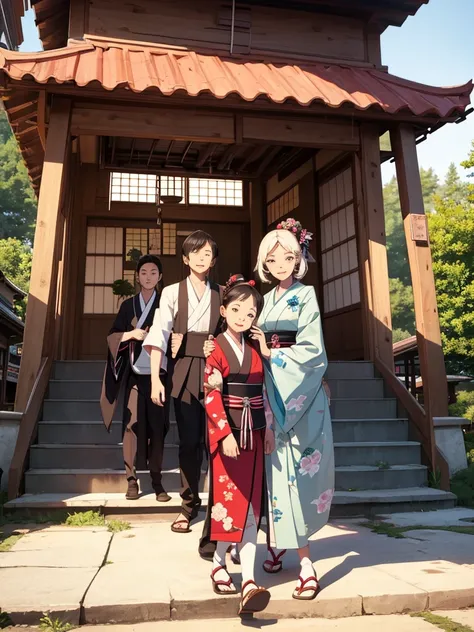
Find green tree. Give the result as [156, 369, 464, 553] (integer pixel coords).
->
[429, 196, 474, 374]
[0, 238, 32, 319]
[438, 162, 469, 204]
[0, 112, 37, 243]
[389, 278, 415, 334]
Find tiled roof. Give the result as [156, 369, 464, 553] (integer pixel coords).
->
[0, 40, 471, 117]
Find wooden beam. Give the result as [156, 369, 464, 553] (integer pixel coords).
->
[238, 145, 266, 172]
[79, 135, 98, 163]
[71, 106, 235, 144]
[243, 116, 360, 149]
[68, 0, 86, 40]
[181, 141, 193, 164]
[37, 91, 46, 151]
[196, 143, 218, 168]
[217, 145, 239, 171]
[390, 124, 448, 421]
[256, 146, 282, 177]
[249, 180, 265, 286]
[15, 98, 71, 412]
[359, 123, 393, 368]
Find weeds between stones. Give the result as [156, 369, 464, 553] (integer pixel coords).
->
[411, 611, 474, 632]
[39, 613, 75, 632]
[64, 510, 131, 533]
[361, 521, 474, 539]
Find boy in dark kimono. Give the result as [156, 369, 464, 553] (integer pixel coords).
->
[100, 254, 170, 501]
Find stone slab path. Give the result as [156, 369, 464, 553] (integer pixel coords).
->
[2, 516, 474, 625]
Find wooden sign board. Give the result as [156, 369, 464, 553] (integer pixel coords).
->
[410, 214, 428, 243]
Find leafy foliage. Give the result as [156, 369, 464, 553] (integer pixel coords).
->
[389, 278, 414, 334]
[0, 112, 37, 243]
[0, 238, 32, 319]
[449, 390, 474, 423]
[39, 614, 74, 632]
[64, 510, 131, 533]
[450, 464, 474, 508]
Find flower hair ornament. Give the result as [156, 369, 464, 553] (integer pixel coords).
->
[224, 273, 256, 293]
[276, 218, 315, 262]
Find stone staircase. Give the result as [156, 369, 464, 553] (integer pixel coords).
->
[17, 360, 456, 517]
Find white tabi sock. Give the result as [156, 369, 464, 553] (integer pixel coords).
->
[239, 505, 258, 592]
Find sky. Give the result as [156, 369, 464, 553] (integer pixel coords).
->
[18, 0, 474, 186]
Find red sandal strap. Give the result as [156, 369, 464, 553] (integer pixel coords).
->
[295, 575, 319, 594]
[241, 579, 258, 594]
[265, 547, 287, 567]
[211, 565, 233, 588]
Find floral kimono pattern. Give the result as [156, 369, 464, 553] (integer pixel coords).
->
[259, 282, 335, 550]
[204, 336, 266, 543]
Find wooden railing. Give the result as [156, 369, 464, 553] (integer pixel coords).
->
[8, 356, 53, 499]
[375, 357, 450, 491]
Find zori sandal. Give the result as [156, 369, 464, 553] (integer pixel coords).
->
[171, 515, 191, 533]
[292, 575, 320, 601]
[238, 580, 271, 615]
[262, 546, 287, 574]
[210, 565, 238, 596]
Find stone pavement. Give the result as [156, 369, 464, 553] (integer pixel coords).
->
[2, 513, 474, 626]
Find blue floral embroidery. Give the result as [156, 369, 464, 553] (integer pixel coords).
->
[271, 351, 287, 369]
[272, 496, 284, 522]
[287, 295, 300, 312]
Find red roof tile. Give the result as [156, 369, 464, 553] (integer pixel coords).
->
[0, 40, 471, 117]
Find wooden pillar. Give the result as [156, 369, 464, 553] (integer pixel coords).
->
[249, 180, 265, 282]
[15, 98, 72, 412]
[359, 124, 393, 368]
[1, 346, 8, 408]
[390, 124, 448, 420]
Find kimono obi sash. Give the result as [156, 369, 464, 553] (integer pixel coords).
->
[264, 330, 296, 349]
[223, 382, 265, 450]
[176, 332, 208, 359]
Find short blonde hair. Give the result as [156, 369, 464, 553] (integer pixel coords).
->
[255, 229, 308, 283]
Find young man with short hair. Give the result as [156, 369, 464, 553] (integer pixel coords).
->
[145, 231, 221, 548]
[101, 254, 170, 502]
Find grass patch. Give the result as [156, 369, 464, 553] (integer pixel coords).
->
[0, 532, 23, 551]
[0, 611, 13, 629]
[451, 464, 474, 509]
[411, 611, 473, 632]
[375, 460, 391, 470]
[39, 613, 75, 632]
[362, 521, 474, 539]
[64, 510, 130, 533]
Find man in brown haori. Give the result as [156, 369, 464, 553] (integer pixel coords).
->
[144, 230, 221, 558]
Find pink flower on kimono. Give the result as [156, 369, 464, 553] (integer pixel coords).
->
[211, 502, 228, 522]
[219, 475, 229, 483]
[205, 394, 214, 405]
[299, 450, 322, 478]
[222, 516, 234, 532]
[311, 489, 334, 514]
[217, 418, 227, 430]
[287, 395, 307, 412]
[223, 491, 234, 502]
[227, 482, 237, 491]
[204, 364, 213, 375]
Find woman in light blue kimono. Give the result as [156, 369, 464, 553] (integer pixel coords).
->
[250, 220, 334, 601]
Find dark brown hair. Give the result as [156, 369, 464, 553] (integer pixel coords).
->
[182, 230, 218, 260]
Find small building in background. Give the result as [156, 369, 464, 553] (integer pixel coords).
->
[0, 271, 25, 409]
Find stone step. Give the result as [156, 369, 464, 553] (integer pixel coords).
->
[29, 443, 200, 471]
[25, 469, 206, 495]
[332, 418, 409, 443]
[6, 487, 456, 521]
[38, 420, 181, 445]
[48, 380, 103, 400]
[43, 400, 123, 422]
[335, 464, 427, 491]
[52, 361, 105, 381]
[334, 441, 420, 466]
[326, 378, 384, 399]
[330, 398, 397, 419]
[25, 462, 427, 495]
[48, 377, 386, 401]
[325, 362, 374, 379]
[43, 397, 398, 422]
[30, 440, 420, 470]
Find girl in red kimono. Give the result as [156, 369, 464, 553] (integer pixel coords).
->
[204, 274, 275, 615]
